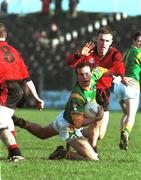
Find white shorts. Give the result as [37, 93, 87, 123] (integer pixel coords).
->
[0, 105, 15, 131]
[113, 82, 140, 102]
[52, 111, 83, 141]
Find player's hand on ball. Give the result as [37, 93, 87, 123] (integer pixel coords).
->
[96, 106, 104, 121]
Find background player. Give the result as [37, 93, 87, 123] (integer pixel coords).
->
[118, 31, 141, 150]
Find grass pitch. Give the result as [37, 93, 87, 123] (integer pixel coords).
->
[1, 109, 141, 180]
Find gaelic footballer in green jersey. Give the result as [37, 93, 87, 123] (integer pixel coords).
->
[13, 62, 105, 160]
[118, 31, 141, 150]
[64, 65, 107, 128]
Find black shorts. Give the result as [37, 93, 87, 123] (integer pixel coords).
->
[0, 80, 29, 109]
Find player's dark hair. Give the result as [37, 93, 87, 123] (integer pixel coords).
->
[132, 31, 141, 41]
[75, 62, 92, 74]
[98, 26, 113, 36]
[0, 23, 7, 38]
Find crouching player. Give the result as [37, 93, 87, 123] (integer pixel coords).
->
[13, 62, 104, 160]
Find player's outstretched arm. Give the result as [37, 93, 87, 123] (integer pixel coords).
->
[26, 80, 44, 110]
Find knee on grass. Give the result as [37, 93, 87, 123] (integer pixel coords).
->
[98, 134, 105, 140]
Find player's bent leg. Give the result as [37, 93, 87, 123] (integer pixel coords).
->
[119, 100, 129, 150]
[13, 115, 28, 128]
[0, 128, 24, 162]
[0, 128, 17, 147]
[88, 123, 101, 152]
[0, 106, 24, 162]
[7, 117, 17, 158]
[68, 136, 99, 160]
[82, 121, 102, 153]
[48, 145, 68, 160]
[13, 115, 58, 139]
[119, 98, 139, 150]
[99, 111, 109, 140]
[120, 100, 127, 114]
[25, 122, 58, 139]
[119, 100, 127, 130]
[48, 145, 84, 160]
[119, 130, 129, 150]
[124, 98, 139, 129]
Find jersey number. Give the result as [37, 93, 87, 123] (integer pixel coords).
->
[1, 46, 15, 63]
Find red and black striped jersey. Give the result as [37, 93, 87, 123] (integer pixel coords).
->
[0, 41, 30, 83]
[65, 46, 125, 89]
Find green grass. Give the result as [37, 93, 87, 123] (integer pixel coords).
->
[1, 109, 141, 180]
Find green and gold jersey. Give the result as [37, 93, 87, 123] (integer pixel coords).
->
[63, 67, 106, 128]
[123, 47, 141, 81]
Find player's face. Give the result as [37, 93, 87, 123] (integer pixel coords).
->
[77, 66, 92, 89]
[133, 36, 141, 49]
[96, 33, 113, 57]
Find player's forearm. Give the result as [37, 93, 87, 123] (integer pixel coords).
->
[82, 117, 99, 127]
[65, 53, 83, 68]
[26, 80, 40, 100]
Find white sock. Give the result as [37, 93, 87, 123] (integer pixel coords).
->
[0, 128, 17, 147]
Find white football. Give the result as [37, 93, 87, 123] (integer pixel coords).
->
[84, 101, 99, 118]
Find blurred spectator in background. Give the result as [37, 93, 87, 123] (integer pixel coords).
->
[69, 0, 79, 18]
[0, 0, 8, 15]
[54, 0, 63, 15]
[32, 30, 48, 46]
[41, 0, 52, 15]
[48, 22, 60, 47]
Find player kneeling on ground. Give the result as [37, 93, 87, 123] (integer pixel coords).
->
[13, 62, 104, 160]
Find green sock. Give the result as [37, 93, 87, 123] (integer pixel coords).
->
[124, 127, 130, 135]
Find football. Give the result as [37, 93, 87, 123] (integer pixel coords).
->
[84, 101, 99, 118]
